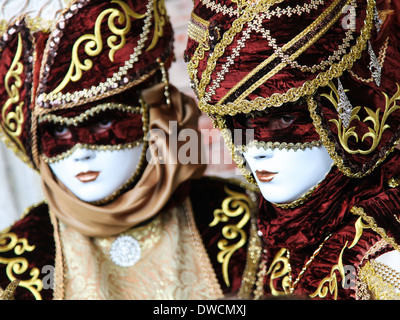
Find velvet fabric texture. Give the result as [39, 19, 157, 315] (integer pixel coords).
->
[258, 150, 400, 251]
[39, 109, 144, 158]
[0, 0, 174, 170]
[185, 0, 369, 105]
[226, 102, 320, 146]
[185, 0, 400, 178]
[40, 84, 206, 237]
[37, 0, 174, 106]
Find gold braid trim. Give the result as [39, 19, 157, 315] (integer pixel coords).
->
[41, 140, 144, 164]
[189, 0, 375, 116]
[358, 260, 400, 300]
[237, 139, 323, 153]
[350, 206, 400, 252]
[237, 215, 262, 299]
[38, 103, 142, 126]
[0, 280, 20, 300]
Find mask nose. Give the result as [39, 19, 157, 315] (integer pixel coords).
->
[72, 147, 96, 162]
[243, 146, 274, 160]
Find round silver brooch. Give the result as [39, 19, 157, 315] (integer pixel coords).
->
[110, 235, 141, 267]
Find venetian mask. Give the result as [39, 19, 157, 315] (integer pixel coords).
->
[225, 102, 333, 204]
[38, 102, 148, 203]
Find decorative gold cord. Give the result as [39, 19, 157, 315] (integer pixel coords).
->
[287, 233, 332, 293]
[188, 0, 375, 116]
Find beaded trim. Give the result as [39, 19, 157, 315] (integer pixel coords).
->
[188, 12, 210, 44]
[348, 36, 389, 84]
[38, 103, 142, 126]
[237, 139, 323, 153]
[36, 0, 156, 108]
[41, 140, 144, 164]
[370, 259, 400, 291]
[357, 260, 400, 299]
[351, 206, 400, 252]
[41, 99, 149, 165]
[188, 0, 375, 116]
[272, 182, 320, 209]
[0, 17, 56, 35]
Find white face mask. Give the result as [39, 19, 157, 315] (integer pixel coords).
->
[243, 145, 333, 204]
[49, 144, 144, 202]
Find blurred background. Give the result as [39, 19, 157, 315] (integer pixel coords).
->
[0, 0, 237, 230]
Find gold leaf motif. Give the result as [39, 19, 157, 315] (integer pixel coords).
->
[2, 33, 25, 151]
[325, 81, 400, 155]
[0, 232, 43, 300]
[147, 0, 166, 51]
[266, 248, 291, 296]
[209, 186, 251, 287]
[52, 0, 146, 95]
[310, 241, 347, 300]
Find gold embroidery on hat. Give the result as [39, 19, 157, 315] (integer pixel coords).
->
[52, 0, 146, 95]
[348, 36, 388, 84]
[220, 0, 351, 105]
[325, 80, 400, 155]
[38, 102, 142, 126]
[188, 12, 210, 43]
[189, 0, 375, 116]
[2, 33, 25, 151]
[147, 0, 166, 51]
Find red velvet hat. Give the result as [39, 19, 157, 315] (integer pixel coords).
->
[0, 0, 173, 170]
[186, 0, 400, 178]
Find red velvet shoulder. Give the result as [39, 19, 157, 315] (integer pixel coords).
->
[0, 202, 55, 300]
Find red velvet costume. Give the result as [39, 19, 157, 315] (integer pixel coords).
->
[186, 0, 400, 299]
[0, 0, 257, 300]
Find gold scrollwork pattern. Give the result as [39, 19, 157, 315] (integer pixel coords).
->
[147, 0, 166, 51]
[310, 213, 367, 299]
[310, 242, 347, 300]
[0, 232, 43, 300]
[351, 206, 400, 252]
[52, 0, 146, 95]
[324, 81, 400, 155]
[266, 248, 291, 296]
[209, 186, 251, 287]
[2, 33, 25, 151]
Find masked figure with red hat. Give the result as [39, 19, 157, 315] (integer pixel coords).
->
[186, 0, 400, 299]
[0, 0, 258, 300]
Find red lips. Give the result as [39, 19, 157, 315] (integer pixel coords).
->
[255, 170, 277, 182]
[75, 171, 100, 183]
